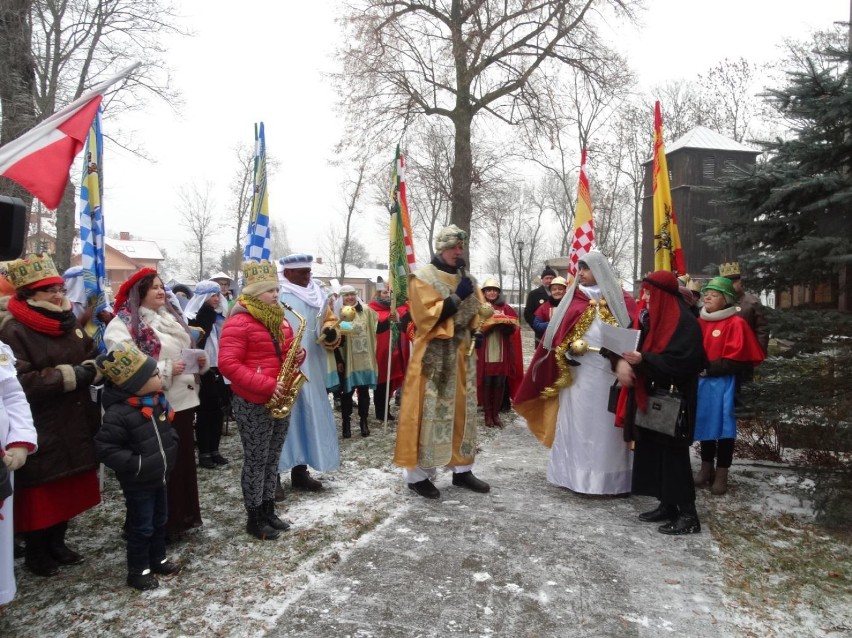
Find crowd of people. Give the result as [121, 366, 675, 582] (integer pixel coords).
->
[0, 227, 768, 603]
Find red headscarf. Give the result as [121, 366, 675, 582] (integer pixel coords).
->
[640, 271, 682, 355]
[113, 268, 158, 311]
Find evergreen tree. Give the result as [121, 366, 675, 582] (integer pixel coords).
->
[706, 45, 852, 294]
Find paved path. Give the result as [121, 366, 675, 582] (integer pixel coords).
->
[269, 419, 736, 637]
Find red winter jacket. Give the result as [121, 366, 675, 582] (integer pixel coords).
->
[218, 305, 301, 404]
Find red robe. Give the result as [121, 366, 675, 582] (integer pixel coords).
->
[368, 299, 406, 393]
[475, 301, 523, 404]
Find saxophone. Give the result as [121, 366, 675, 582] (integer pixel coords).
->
[265, 301, 308, 419]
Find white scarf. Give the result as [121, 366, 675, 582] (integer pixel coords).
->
[279, 278, 327, 310]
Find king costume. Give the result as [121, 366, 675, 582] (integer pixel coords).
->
[514, 251, 638, 495]
[393, 229, 486, 484]
[277, 255, 340, 475]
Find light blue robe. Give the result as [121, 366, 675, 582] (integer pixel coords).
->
[277, 292, 340, 472]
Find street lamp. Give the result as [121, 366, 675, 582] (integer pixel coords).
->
[516, 240, 525, 317]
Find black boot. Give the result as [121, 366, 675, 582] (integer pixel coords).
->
[198, 453, 216, 469]
[451, 471, 491, 493]
[659, 514, 701, 535]
[127, 570, 160, 590]
[24, 530, 59, 577]
[291, 465, 323, 491]
[359, 417, 370, 437]
[47, 521, 84, 565]
[246, 506, 281, 540]
[261, 499, 291, 531]
[342, 417, 352, 439]
[638, 503, 679, 523]
[274, 474, 286, 502]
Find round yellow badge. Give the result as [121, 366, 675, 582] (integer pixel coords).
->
[76, 328, 84, 338]
[712, 329, 721, 337]
[0, 353, 9, 365]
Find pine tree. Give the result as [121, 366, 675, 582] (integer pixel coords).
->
[706, 45, 852, 294]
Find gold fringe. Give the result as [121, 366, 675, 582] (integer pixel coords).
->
[540, 298, 619, 399]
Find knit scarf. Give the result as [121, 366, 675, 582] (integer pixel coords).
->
[7, 296, 77, 336]
[238, 294, 287, 349]
[125, 393, 174, 422]
[115, 307, 161, 358]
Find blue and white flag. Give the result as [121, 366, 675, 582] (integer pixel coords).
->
[77, 107, 108, 353]
[244, 122, 271, 261]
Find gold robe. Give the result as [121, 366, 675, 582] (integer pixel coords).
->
[393, 265, 484, 469]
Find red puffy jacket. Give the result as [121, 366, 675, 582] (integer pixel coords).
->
[218, 305, 301, 404]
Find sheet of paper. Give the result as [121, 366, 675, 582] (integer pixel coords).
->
[180, 348, 206, 374]
[597, 322, 641, 355]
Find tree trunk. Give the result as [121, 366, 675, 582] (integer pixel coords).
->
[0, 0, 36, 208]
[54, 180, 76, 271]
[450, 111, 474, 255]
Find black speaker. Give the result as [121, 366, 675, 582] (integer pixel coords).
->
[0, 195, 26, 260]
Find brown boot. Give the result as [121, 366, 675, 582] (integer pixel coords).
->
[491, 382, 505, 429]
[482, 385, 495, 427]
[694, 461, 715, 487]
[710, 467, 729, 495]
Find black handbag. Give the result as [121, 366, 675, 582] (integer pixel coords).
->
[607, 380, 621, 413]
[634, 386, 685, 437]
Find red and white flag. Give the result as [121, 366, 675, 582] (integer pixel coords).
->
[0, 63, 139, 209]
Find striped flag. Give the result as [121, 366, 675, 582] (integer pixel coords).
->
[652, 101, 686, 276]
[244, 122, 271, 261]
[388, 145, 416, 308]
[567, 147, 595, 276]
[77, 107, 108, 353]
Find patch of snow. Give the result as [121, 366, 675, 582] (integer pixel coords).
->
[472, 572, 491, 582]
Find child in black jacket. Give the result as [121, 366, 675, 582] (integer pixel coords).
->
[95, 343, 180, 591]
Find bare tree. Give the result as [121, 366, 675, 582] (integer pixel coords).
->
[178, 182, 218, 281]
[337, 0, 637, 246]
[696, 57, 765, 143]
[0, 0, 186, 269]
[224, 143, 254, 279]
[337, 159, 368, 280]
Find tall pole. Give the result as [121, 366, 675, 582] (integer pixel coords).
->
[517, 240, 525, 318]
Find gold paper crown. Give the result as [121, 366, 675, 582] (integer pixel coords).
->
[5, 254, 61, 289]
[241, 260, 278, 287]
[96, 343, 154, 389]
[719, 262, 741, 278]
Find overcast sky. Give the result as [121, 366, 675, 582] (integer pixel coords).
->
[100, 0, 849, 275]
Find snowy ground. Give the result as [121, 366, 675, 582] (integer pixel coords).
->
[1, 330, 850, 636]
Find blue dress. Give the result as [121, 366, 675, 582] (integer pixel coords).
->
[277, 292, 341, 473]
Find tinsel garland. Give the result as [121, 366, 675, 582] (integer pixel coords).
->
[540, 298, 619, 398]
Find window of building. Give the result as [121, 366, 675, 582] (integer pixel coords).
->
[702, 156, 716, 180]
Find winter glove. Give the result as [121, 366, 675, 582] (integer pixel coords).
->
[3, 447, 27, 471]
[473, 331, 484, 349]
[73, 363, 97, 388]
[323, 326, 338, 343]
[456, 276, 474, 300]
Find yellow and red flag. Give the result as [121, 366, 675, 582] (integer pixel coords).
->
[652, 101, 686, 276]
[567, 147, 594, 276]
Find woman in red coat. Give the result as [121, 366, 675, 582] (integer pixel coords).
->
[218, 260, 304, 540]
[476, 279, 522, 428]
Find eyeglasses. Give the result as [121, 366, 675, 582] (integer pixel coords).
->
[40, 286, 67, 295]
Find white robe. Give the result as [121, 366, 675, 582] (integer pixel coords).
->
[547, 288, 633, 494]
[0, 342, 37, 606]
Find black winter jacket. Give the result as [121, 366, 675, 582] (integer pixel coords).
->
[94, 385, 179, 491]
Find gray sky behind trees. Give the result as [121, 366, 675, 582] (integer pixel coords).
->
[96, 0, 848, 278]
